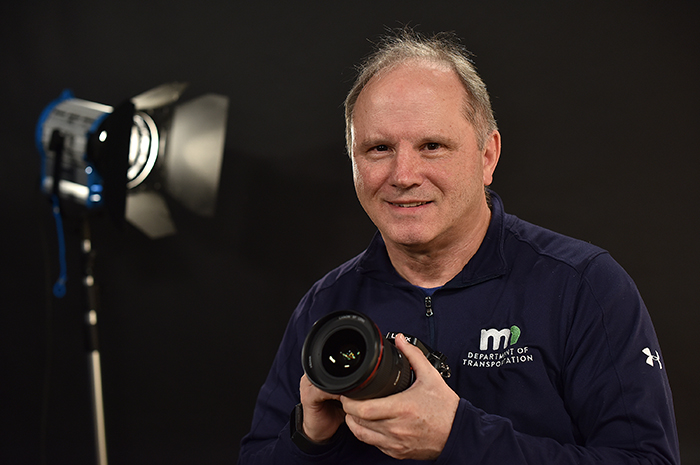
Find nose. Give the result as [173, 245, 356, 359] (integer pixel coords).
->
[389, 147, 423, 189]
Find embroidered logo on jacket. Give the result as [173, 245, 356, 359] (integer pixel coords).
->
[479, 325, 521, 350]
[463, 325, 534, 368]
[642, 347, 662, 369]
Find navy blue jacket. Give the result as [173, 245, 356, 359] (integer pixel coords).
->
[239, 192, 680, 464]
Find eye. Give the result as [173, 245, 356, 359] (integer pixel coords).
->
[425, 142, 441, 151]
[373, 144, 389, 152]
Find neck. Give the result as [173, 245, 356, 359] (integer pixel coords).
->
[385, 209, 491, 288]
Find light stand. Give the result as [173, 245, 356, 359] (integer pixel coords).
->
[82, 218, 107, 465]
[36, 83, 229, 465]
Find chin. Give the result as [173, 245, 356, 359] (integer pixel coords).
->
[383, 230, 435, 249]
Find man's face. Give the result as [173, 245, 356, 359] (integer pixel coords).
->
[350, 62, 500, 253]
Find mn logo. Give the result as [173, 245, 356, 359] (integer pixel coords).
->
[642, 347, 662, 369]
[480, 325, 521, 351]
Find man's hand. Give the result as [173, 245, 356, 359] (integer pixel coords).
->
[299, 374, 346, 443]
[341, 333, 460, 460]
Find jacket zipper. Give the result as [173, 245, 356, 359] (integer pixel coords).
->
[425, 295, 436, 348]
[424, 296, 434, 317]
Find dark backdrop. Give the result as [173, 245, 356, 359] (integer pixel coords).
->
[1, 1, 698, 464]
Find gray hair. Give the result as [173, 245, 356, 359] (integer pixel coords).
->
[344, 28, 498, 154]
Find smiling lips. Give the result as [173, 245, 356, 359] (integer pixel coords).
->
[389, 201, 432, 208]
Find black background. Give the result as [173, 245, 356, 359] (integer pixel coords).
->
[1, 1, 698, 464]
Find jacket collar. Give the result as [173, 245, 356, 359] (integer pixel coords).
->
[357, 190, 508, 289]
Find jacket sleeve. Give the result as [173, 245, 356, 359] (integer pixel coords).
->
[237, 291, 319, 464]
[238, 289, 377, 465]
[436, 254, 680, 465]
[237, 279, 424, 464]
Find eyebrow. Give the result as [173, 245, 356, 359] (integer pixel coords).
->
[354, 135, 392, 150]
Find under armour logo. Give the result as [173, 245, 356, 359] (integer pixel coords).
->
[642, 347, 662, 369]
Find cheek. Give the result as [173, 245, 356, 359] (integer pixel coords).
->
[436, 162, 482, 200]
[351, 159, 365, 193]
[352, 160, 382, 196]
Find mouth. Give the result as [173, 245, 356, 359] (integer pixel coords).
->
[389, 201, 432, 208]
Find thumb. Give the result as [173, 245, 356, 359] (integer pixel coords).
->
[394, 333, 434, 378]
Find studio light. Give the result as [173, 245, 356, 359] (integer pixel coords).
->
[35, 83, 229, 465]
[36, 82, 229, 238]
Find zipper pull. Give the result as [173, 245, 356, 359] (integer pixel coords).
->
[425, 296, 434, 317]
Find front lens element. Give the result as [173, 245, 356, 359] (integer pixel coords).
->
[322, 328, 366, 377]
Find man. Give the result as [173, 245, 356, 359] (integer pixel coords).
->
[238, 30, 680, 464]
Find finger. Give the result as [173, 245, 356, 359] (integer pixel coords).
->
[346, 412, 414, 460]
[299, 375, 347, 442]
[394, 333, 436, 378]
[340, 394, 397, 422]
[300, 375, 342, 406]
[345, 412, 388, 445]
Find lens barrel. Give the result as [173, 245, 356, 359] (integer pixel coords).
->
[301, 311, 413, 399]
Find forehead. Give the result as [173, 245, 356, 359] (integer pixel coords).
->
[359, 60, 463, 103]
[352, 62, 469, 135]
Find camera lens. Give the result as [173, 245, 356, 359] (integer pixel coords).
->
[301, 311, 412, 399]
[321, 329, 366, 377]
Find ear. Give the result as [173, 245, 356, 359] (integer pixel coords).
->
[482, 130, 501, 186]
